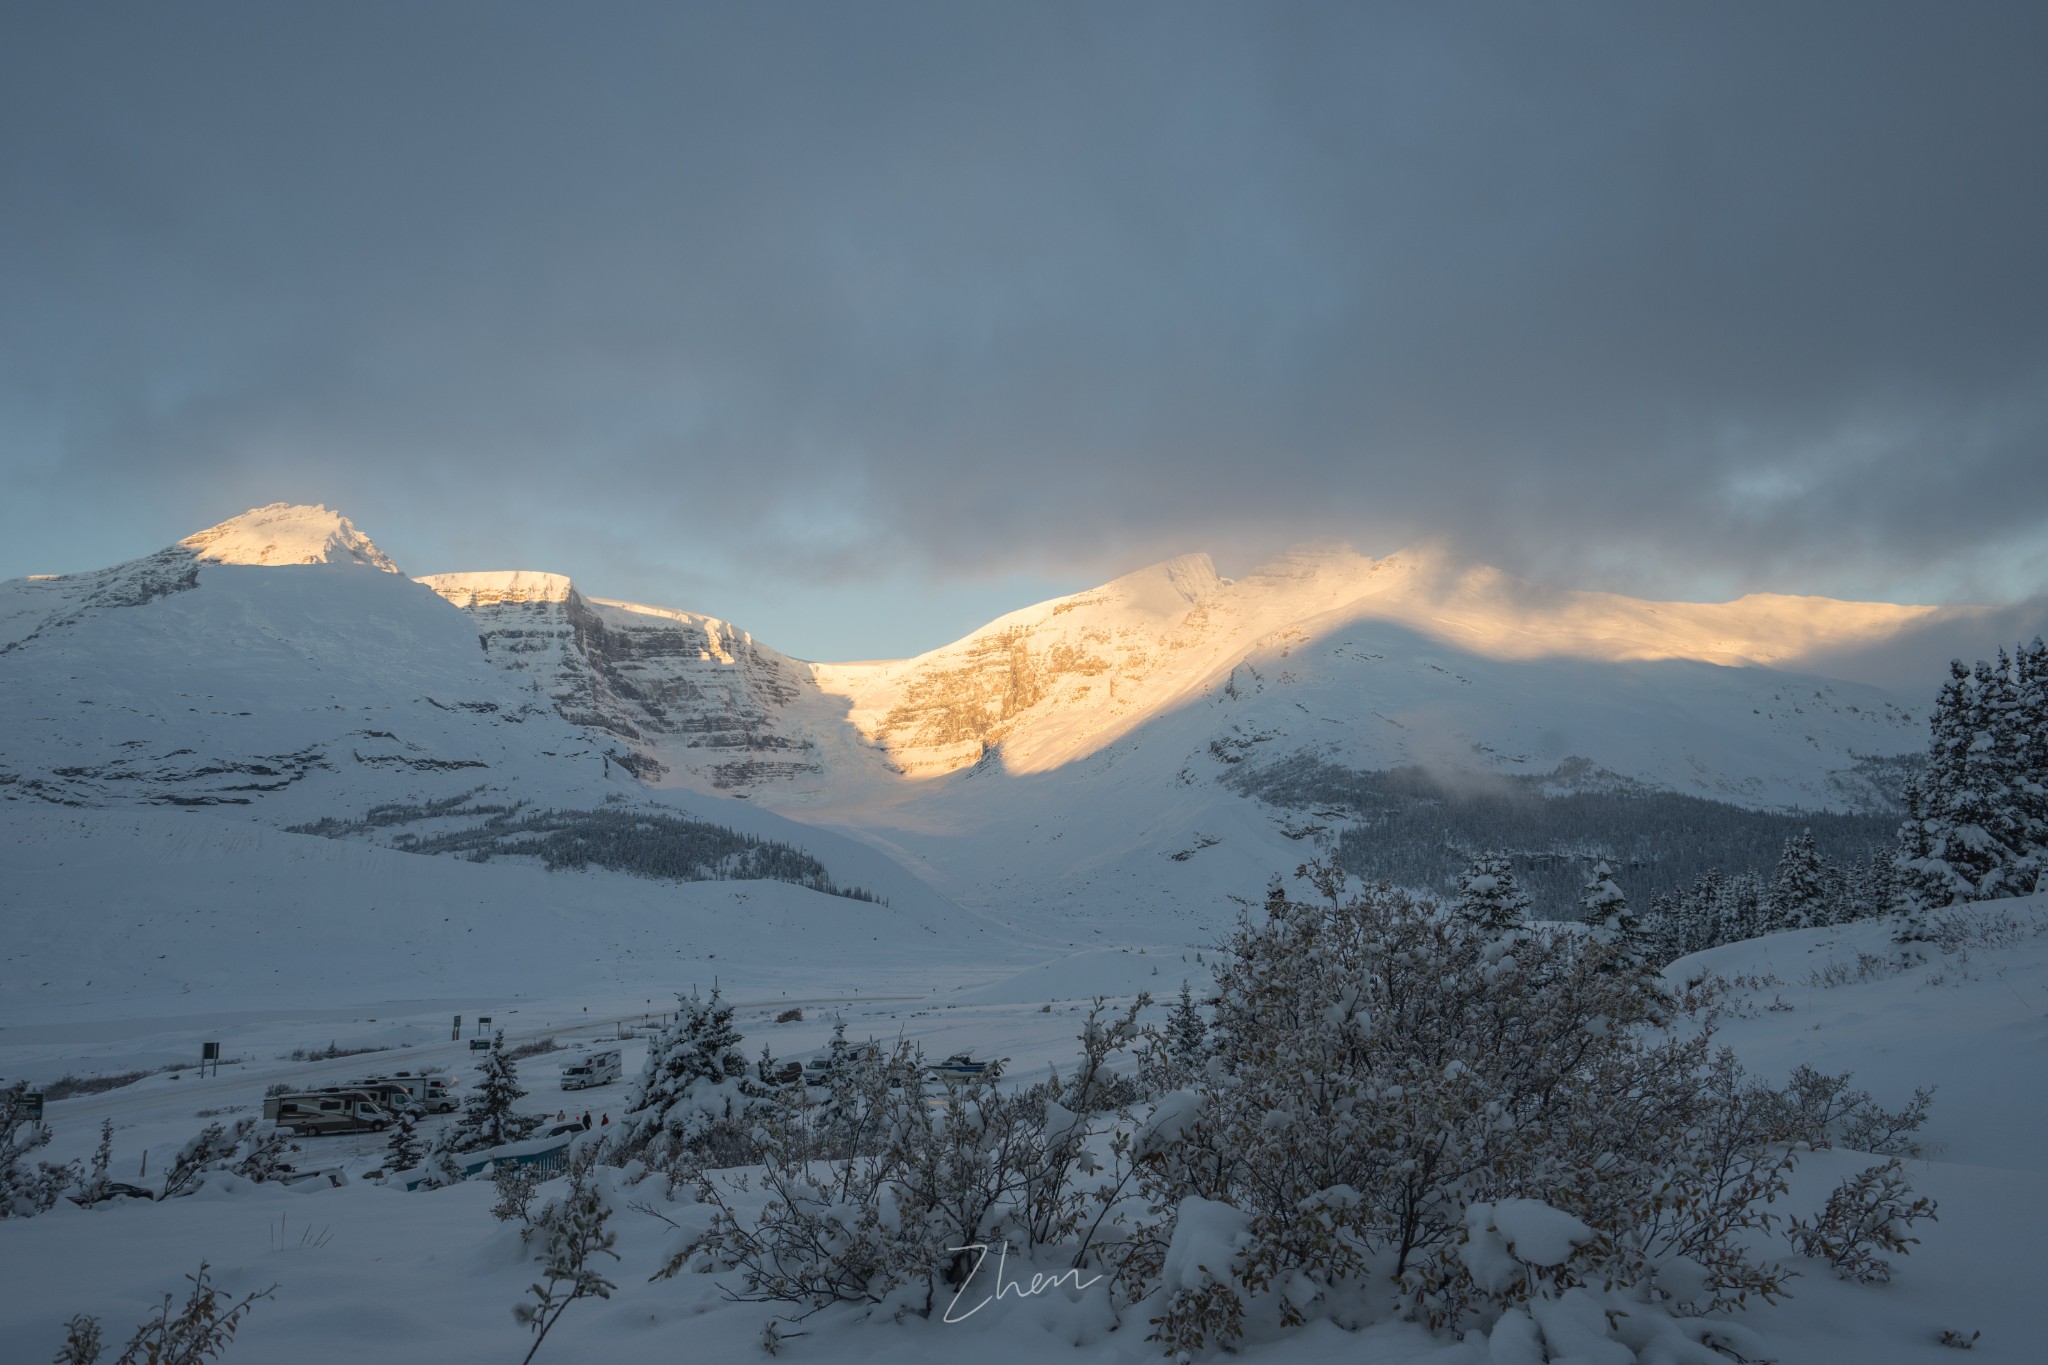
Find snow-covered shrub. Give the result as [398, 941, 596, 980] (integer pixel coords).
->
[1, 1081, 75, 1218]
[1777, 1065, 1934, 1156]
[492, 1160, 543, 1225]
[450, 1031, 543, 1152]
[668, 1001, 1147, 1319]
[73, 1119, 116, 1206]
[160, 1119, 297, 1198]
[1786, 1158, 1936, 1283]
[54, 1261, 274, 1365]
[514, 1143, 618, 1363]
[1124, 863, 1798, 1349]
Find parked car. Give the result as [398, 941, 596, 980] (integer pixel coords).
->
[67, 1182, 155, 1207]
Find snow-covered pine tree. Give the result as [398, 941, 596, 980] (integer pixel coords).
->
[1961, 653, 2031, 896]
[1167, 980, 1209, 1068]
[452, 1031, 541, 1152]
[1689, 868, 1728, 954]
[1578, 860, 1643, 957]
[822, 1017, 852, 1076]
[2016, 637, 2048, 866]
[384, 1112, 425, 1174]
[1452, 851, 1531, 937]
[1768, 829, 1833, 931]
[1895, 653, 2039, 913]
[1641, 892, 1679, 964]
[1718, 870, 1768, 943]
[1852, 847, 1897, 924]
[618, 986, 755, 1165]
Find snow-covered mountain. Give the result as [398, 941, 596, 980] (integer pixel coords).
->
[3, 504, 1946, 940]
[417, 540, 1930, 810]
[0, 505, 957, 932]
[414, 571, 842, 789]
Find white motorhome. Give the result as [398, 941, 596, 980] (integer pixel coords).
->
[263, 1090, 394, 1137]
[381, 1073, 458, 1113]
[345, 1079, 425, 1118]
[560, 1049, 621, 1091]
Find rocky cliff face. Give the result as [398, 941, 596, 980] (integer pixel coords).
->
[419, 572, 836, 789]
[420, 542, 1934, 812]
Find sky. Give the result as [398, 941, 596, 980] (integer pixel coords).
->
[3, 1, 2046, 662]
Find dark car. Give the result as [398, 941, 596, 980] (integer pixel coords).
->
[68, 1182, 155, 1207]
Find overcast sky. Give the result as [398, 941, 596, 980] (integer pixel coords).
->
[3, 1, 2046, 661]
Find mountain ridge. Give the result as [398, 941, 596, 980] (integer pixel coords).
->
[0, 500, 1957, 938]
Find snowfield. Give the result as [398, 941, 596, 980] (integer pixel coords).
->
[0, 905, 2039, 1364]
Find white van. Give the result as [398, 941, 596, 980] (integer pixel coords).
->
[560, 1049, 621, 1091]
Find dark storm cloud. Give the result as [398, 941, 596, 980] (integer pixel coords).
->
[3, 1, 2046, 646]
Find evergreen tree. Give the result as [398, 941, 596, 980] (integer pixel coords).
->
[1640, 892, 1680, 964]
[1167, 981, 1209, 1068]
[452, 1031, 541, 1152]
[619, 986, 755, 1163]
[1451, 851, 1531, 937]
[1768, 828, 1833, 930]
[1685, 869, 1728, 956]
[1896, 654, 2039, 909]
[2016, 638, 2048, 862]
[823, 1017, 852, 1075]
[1579, 859, 1629, 938]
[1719, 871, 1767, 943]
[384, 1112, 425, 1173]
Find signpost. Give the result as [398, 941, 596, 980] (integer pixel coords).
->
[201, 1041, 219, 1078]
[476, 1015, 492, 1039]
[452, 1014, 462, 1041]
[22, 1092, 42, 1122]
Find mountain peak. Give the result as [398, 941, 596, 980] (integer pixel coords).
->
[178, 503, 400, 573]
[417, 570, 576, 606]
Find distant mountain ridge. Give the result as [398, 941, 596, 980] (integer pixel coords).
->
[0, 502, 1950, 929]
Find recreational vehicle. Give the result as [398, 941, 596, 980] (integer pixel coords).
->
[560, 1049, 621, 1091]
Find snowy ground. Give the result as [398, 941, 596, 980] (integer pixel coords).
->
[2, 884, 2042, 1363]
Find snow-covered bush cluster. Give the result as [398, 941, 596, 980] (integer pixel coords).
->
[160, 1118, 298, 1198]
[1786, 1158, 1938, 1284]
[663, 997, 1148, 1319]
[1, 1080, 74, 1218]
[1128, 864, 1801, 1350]
[636, 860, 1937, 1359]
